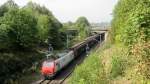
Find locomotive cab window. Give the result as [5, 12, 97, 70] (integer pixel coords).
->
[43, 62, 54, 67]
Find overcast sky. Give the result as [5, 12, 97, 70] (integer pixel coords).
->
[0, 0, 118, 23]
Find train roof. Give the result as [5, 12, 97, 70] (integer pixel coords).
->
[70, 34, 99, 49]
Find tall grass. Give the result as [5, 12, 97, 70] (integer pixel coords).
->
[110, 50, 127, 78]
[70, 50, 102, 84]
[69, 43, 111, 84]
[69, 42, 136, 84]
[69, 38, 150, 83]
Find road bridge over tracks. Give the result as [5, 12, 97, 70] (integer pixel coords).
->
[90, 27, 110, 41]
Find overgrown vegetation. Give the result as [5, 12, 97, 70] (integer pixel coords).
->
[69, 42, 136, 84]
[112, 0, 150, 46]
[111, 0, 150, 82]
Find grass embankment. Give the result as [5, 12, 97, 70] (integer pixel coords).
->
[69, 42, 149, 84]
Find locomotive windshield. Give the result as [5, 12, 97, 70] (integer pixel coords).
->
[43, 62, 54, 67]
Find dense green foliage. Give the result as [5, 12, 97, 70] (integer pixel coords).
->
[0, 9, 38, 50]
[111, 0, 150, 82]
[0, 1, 64, 50]
[112, 0, 150, 45]
[0, 51, 43, 84]
[24, 2, 64, 49]
[0, 0, 18, 17]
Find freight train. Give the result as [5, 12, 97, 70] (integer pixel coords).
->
[41, 33, 105, 79]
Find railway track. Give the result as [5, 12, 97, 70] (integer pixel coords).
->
[51, 67, 74, 84]
[38, 79, 52, 84]
[39, 68, 73, 84]
[59, 68, 73, 84]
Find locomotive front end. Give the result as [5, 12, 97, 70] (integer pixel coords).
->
[41, 61, 55, 79]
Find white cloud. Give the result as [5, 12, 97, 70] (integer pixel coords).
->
[0, 0, 118, 23]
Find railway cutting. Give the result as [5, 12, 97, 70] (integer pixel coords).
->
[33, 33, 105, 84]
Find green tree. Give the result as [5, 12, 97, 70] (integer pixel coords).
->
[24, 2, 64, 49]
[75, 17, 90, 40]
[75, 17, 90, 28]
[0, 0, 18, 17]
[0, 9, 38, 50]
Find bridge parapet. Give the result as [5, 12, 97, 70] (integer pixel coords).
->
[90, 27, 109, 41]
